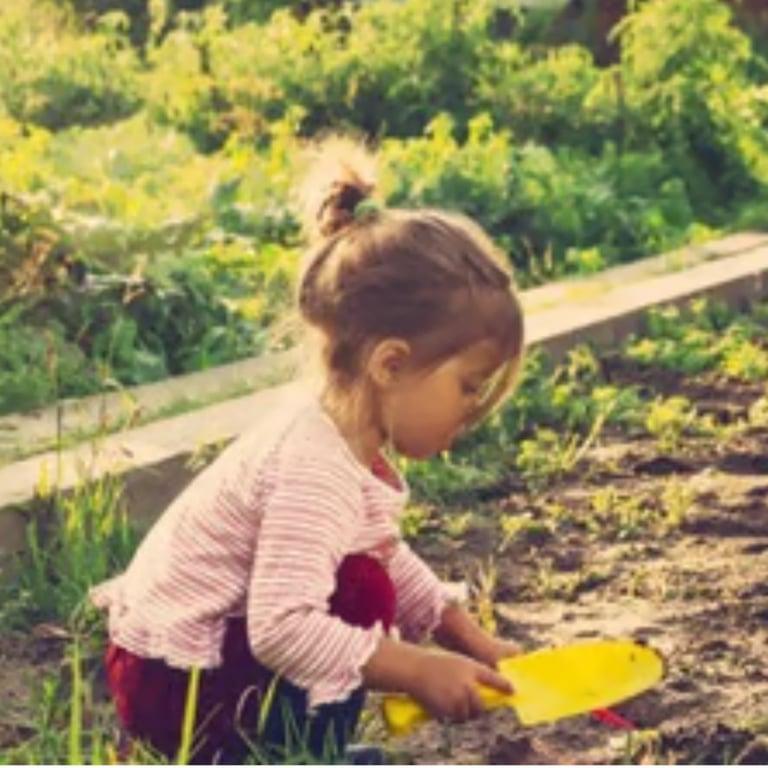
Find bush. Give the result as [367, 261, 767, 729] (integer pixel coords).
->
[613, 0, 768, 215]
[383, 114, 697, 283]
[2, 0, 768, 415]
[475, 43, 609, 151]
[0, 4, 142, 130]
[145, 0, 508, 149]
[0, 307, 100, 415]
[382, 112, 516, 246]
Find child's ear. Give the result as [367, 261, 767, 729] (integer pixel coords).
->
[367, 338, 411, 387]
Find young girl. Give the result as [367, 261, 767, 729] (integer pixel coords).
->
[90, 137, 525, 764]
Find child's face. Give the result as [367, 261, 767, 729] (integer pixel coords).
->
[383, 339, 505, 459]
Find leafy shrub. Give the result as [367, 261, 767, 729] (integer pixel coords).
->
[0, 4, 142, 130]
[382, 112, 516, 248]
[0, 306, 100, 415]
[613, 0, 768, 214]
[507, 142, 695, 276]
[645, 395, 699, 453]
[2, 0, 768, 418]
[383, 115, 697, 283]
[145, 0, 508, 149]
[475, 43, 608, 150]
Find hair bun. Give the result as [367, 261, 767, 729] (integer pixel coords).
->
[317, 178, 374, 237]
[296, 135, 378, 241]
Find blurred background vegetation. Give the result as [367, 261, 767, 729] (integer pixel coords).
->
[2, 0, 768, 416]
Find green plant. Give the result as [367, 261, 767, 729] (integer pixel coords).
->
[399, 503, 432, 539]
[626, 299, 768, 382]
[475, 42, 605, 149]
[498, 512, 553, 551]
[382, 111, 515, 249]
[1, 0, 766, 427]
[0, 3, 142, 130]
[402, 449, 506, 504]
[515, 428, 581, 489]
[0, 306, 100, 415]
[588, 486, 655, 540]
[0, 632, 142, 765]
[499, 345, 645, 444]
[530, 560, 611, 602]
[0, 634, 355, 765]
[613, 0, 768, 214]
[468, 558, 498, 635]
[177, 667, 202, 765]
[515, 394, 614, 490]
[659, 477, 694, 533]
[645, 395, 698, 453]
[584, 478, 692, 542]
[0, 472, 138, 629]
[145, 0, 508, 148]
[443, 510, 473, 539]
[720, 336, 768, 382]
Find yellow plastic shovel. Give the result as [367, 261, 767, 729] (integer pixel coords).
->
[382, 639, 663, 736]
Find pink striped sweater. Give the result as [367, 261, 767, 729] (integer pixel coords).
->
[90, 386, 450, 707]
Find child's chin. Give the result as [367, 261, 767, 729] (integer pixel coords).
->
[409, 443, 451, 460]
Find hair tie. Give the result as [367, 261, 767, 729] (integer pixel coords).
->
[353, 197, 383, 221]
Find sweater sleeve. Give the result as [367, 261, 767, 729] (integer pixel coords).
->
[388, 539, 450, 643]
[247, 452, 384, 709]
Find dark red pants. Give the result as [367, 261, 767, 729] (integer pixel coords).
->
[105, 554, 397, 764]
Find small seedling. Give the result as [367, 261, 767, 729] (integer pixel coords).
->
[749, 391, 768, 428]
[443, 510, 473, 539]
[469, 558, 499, 635]
[498, 512, 553, 551]
[399, 504, 431, 539]
[659, 477, 694, 533]
[645, 396, 697, 453]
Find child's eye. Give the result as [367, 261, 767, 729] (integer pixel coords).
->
[462, 382, 480, 397]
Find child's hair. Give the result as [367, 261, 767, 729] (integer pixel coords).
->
[291, 134, 524, 429]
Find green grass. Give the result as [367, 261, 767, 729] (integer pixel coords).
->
[0, 472, 138, 630]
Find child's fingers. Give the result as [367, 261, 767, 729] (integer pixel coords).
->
[475, 664, 514, 694]
[467, 687, 486, 718]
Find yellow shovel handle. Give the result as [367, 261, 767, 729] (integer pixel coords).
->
[382, 694, 430, 736]
[382, 685, 513, 736]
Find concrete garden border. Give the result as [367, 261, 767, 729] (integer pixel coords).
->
[1, 232, 767, 571]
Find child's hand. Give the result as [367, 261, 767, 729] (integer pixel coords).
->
[479, 637, 521, 667]
[411, 649, 513, 723]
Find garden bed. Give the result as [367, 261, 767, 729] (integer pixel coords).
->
[1, 298, 768, 764]
[388, 390, 768, 763]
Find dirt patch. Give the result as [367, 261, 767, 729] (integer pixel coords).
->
[718, 452, 768, 475]
[633, 455, 696, 476]
[658, 723, 767, 765]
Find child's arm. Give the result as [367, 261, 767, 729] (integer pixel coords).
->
[433, 601, 519, 667]
[387, 542, 518, 666]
